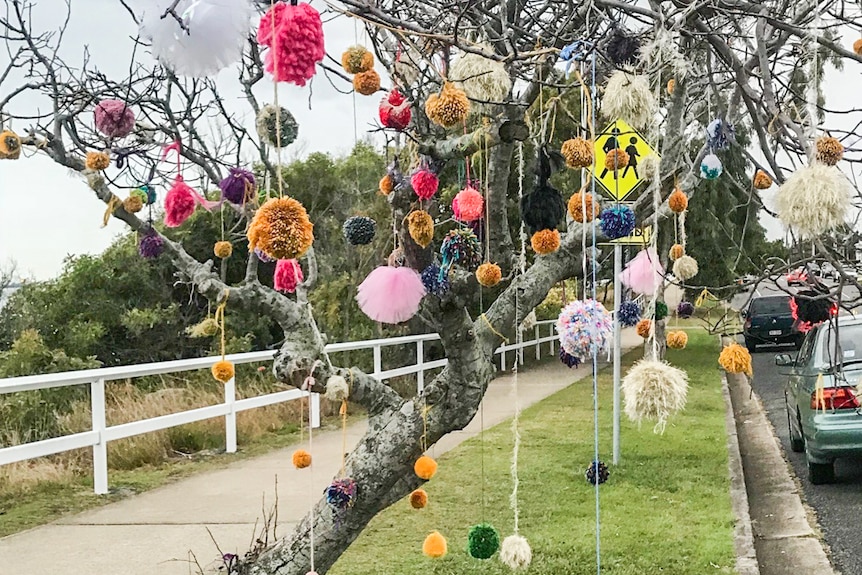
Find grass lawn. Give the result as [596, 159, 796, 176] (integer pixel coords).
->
[331, 330, 735, 575]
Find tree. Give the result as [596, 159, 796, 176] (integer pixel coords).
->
[2, 1, 862, 573]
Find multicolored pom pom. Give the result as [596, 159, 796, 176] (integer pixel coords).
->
[618, 300, 641, 327]
[700, 153, 723, 180]
[556, 299, 613, 360]
[585, 460, 609, 485]
[599, 205, 636, 239]
[325, 478, 357, 511]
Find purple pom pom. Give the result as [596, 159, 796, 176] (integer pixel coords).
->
[559, 347, 581, 368]
[599, 205, 636, 240]
[219, 168, 256, 204]
[139, 229, 164, 259]
[421, 264, 450, 297]
[254, 248, 275, 263]
[677, 301, 694, 319]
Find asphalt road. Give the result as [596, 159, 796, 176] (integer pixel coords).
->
[748, 343, 862, 575]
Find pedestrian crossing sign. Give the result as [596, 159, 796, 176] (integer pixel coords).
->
[590, 118, 659, 201]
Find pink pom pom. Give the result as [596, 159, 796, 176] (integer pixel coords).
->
[452, 186, 484, 222]
[379, 90, 412, 130]
[356, 266, 426, 324]
[619, 247, 665, 295]
[94, 99, 135, 138]
[257, 2, 324, 86]
[411, 169, 439, 201]
[274, 259, 304, 293]
[164, 175, 197, 227]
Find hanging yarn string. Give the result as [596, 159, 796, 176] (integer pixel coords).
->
[257, 1, 324, 86]
[210, 293, 234, 383]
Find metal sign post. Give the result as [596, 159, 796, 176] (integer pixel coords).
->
[612, 243, 622, 465]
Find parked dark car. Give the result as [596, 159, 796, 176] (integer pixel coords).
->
[742, 295, 802, 352]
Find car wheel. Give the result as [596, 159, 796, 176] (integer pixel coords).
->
[807, 455, 835, 485]
[789, 423, 805, 453]
[745, 338, 757, 353]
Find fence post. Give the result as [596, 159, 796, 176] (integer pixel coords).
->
[225, 376, 237, 453]
[500, 348, 506, 371]
[549, 323, 555, 355]
[91, 378, 108, 495]
[373, 345, 382, 380]
[416, 339, 425, 394]
[310, 392, 321, 428]
[535, 324, 541, 360]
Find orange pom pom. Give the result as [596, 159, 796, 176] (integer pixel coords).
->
[247, 197, 314, 260]
[214, 241, 233, 259]
[292, 449, 312, 469]
[666, 78, 676, 95]
[719, 343, 753, 377]
[353, 69, 381, 96]
[568, 192, 599, 223]
[853, 38, 862, 56]
[666, 330, 688, 349]
[211, 360, 235, 383]
[0, 130, 21, 160]
[85, 151, 111, 171]
[668, 189, 688, 213]
[604, 148, 629, 172]
[407, 210, 434, 248]
[341, 45, 374, 74]
[815, 136, 844, 166]
[410, 488, 428, 509]
[423, 531, 448, 558]
[476, 262, 502, 287]
[753, 170, 772, 190]
[414, 455, 438, 480]
[669, 244, 684, 261]
[123, 195, 143, 214]
[561, 138, 593, 169]
[636, 319, 653, 339]
[379, 174, 394, 195]
[531, 229, 560, 255]
[425, 82, 470, 128]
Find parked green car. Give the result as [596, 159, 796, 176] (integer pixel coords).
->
[777, 316, 862, 484]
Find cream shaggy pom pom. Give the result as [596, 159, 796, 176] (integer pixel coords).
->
[774, 163, 852, 237]
[324, 375, 349, 402]
[500, 534, 532, 569]
[672, 255, 698, 281]
[639, 154, 661, 181]
[622, 359, 689, 434]
[664, 281, 684, 310]
[601, 71, 657, 131]
[449, 46, 512, 104]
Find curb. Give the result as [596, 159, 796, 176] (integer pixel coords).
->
[722, 372, 760, 575]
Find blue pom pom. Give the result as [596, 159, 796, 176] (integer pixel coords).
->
[705, 118, 734, 150]
[700, 154, 723, 180]
[585, 460, 609, 485]
[559, 347, 581, 368]
[677, 301, 694, 318]
[599, 205, 636, 239]
[421, 264, 450, 297]
[617, 300, 641, 327]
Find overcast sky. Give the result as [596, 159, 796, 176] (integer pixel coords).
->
[1, 1, 860, 281]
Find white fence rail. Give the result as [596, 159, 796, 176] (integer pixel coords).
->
[0, 320, 556, 494]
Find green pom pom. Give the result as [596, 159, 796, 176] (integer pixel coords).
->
[655, 301, 668, 321]
[130, 187, 148, 205]
[467, 523, 500, 560]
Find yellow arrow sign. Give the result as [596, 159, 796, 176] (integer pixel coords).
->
[590, 119, 659, 201]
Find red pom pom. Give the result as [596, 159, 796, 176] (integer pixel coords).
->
[274, 259, 304, 293]
[257, 2, 325, 86]
[411, 169, 439, 201]
[387, 90, 407, 107]
[379, 90, 412, 130]
[452, 186, 484, 222]
[164, 175, 197, 227]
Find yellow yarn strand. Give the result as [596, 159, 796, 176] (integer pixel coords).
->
[214, 291, 230, 360]
[480, 313, 509, 344]
[102, 195, 122, 227]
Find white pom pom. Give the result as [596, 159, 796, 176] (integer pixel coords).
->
[601, 71, 657, 131]
[639, 154, 661, 181]
[774, 163, 851, 237]
[672, 255, 698, 281]
[700, 153, 723, 180]
[325, 375, 349, 401]
[622, 359, 688, 434]
[140, 0, 254, 77]
[500, 534, 532, 569]
[519, 309, 537, 332]
[449, 46, 512, 104]
[664, 281, 684, 310]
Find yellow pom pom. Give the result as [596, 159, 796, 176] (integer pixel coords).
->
[414, 455, 438, 480]
[423, 531, 448, 558]
[476, 262, 502, 287]
[85, 151, 111, 171]
[292, 449, 312, 469]
[214, 241, 233, 259]
[379, 174, 394, 196]
[718, 343, 753, 377]
[409, 488, 428, 509]
[666, 78, 676, 95]
[341, 45, 374, 74]
[211, 360, 235, 383]
[668, 189, 688, 213]
[561, 138, 593, 169]
[669, 244, 684, 261]
[853, 38, 862, 56]
[568, 192, 599, 223]
[353, 69, 381, 96]
[247, 197, 314, 260]
[425, 82, 470, 128]
[530, 229, 560, 255]
[753, 170, 773, 190]
[636, 319, 653, 339]
[0, 130, 22, 160]
[604, 148, 629, 172]
[815, 136, 844, 166]
[407, 210, 434, 248]
[666, 330, 688, 349]
[123, 195, 144, 214]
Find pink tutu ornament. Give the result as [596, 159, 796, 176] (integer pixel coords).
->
[452, 186, 484, 222]
[257, 1, 324, 86]
[94, 99, 135, 138]
[356, 266, 426, 324]
[619, 247, 664, 295]
[274, 259, 304, 293]
[556, 299, 613, 360]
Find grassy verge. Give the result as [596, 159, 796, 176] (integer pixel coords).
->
[331, 330, 735, 575]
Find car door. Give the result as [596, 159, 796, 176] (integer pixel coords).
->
[787, 329, 817, 422]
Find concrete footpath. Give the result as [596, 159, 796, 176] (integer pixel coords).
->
[0, 328, 640, 575]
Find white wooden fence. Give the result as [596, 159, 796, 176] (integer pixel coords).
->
[0, 320, 556, 494]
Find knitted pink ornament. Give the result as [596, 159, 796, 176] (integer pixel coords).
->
[274, 259, 304, 293]
[164, 176, 197, 227]
[94, 99, 135, 138]
[411, 169, 439, 200]
[452, 186, 484, 222]
[379, 90, 412, 130]
[619, 247, 665, 295]
[257, 1, 324, 86]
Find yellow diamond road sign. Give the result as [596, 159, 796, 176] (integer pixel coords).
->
[590, 119, 659, 201]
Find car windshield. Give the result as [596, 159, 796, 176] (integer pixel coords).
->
[816, 322, 862, 368]
[749, 296, 790, 315]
